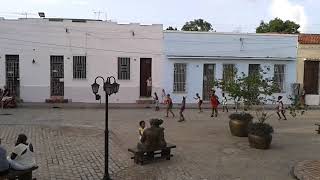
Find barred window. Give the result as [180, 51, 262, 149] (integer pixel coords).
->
[173, 63, 187, 93]
[274, 64, 286, 93]
[248, 64, 260, 76]
[118, 57, 130, 80]
[223, 64, 236, 82]
[73, 56, 86, 79]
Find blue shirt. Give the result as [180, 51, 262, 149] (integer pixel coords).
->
[0, 145, 9, 172]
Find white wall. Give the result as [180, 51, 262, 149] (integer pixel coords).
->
[163, 31, 298, 104]
[164, 31, 298, 58]
[0, 19, 164, 103]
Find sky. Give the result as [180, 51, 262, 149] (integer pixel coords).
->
[0, 0, 319, 33]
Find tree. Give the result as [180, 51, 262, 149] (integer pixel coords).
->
[256, 18, 300, 34]
[166, 26, 178, 31]
[181, 19, 213, 32]
[213, 67, 242, 112]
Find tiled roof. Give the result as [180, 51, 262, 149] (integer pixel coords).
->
[299, 34, 320, 44]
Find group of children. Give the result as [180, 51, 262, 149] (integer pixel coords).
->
[138, 90, 288, 142]
[151, 88, 287, 121]
[151, 89, 230, 122]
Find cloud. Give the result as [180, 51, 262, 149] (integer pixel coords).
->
[71, 0, 89, 6]
[270, 0, 308, 32]
[27, 0, 62, 4]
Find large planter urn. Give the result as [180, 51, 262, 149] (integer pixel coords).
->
[248, 134, 272, 149]
[229, 119, 251, 137]
[228, 113, 253, 137]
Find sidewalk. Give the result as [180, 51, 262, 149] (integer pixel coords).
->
[16, 102, 320, 110]
[293, 160, 320, 180]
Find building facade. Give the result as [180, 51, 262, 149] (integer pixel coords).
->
[163, 31, 298, 104]
[297, 34, 320, 105]
[0, 18, 164, 103]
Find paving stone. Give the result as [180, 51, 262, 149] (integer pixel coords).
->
[1, 108, 320, 179]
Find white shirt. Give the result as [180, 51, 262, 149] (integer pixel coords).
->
[12, 144, 36, 169]
[147, 79, 152, 87]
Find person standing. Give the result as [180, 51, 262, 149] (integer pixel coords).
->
[138, 121, 146, 140]
[210, 90, 219, 117]
[194, 93, 203, 113]
[178, 96, 186, 122]
[161, 89, 166, 104]
[276, 96, 287, 120]
[222, 93, 228, 112]
[165, 94, 175, 118]
[301, 86, 306, 107]
[146, 77, 152, 97]
[153, 92, 160, 111]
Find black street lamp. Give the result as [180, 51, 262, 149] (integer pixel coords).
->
[91, 76, 120, 180]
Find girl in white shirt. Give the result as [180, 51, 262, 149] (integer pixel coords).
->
[161, 89, 166, 104]
[7, 134, 36, 170]
[194, 93, 203, 113]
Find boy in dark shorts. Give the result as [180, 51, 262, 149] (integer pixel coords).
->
[178, 96, 186, 122]
[165, 94, 175, 118]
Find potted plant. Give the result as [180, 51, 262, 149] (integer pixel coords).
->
[214, 68, 254, 137]
[229, 112, 253, 137]
[241, 67, 278, 149]
[248, 109, 274, 149]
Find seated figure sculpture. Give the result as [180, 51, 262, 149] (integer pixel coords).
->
[137, 118, 167, 151]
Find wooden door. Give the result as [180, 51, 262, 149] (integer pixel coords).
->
[203, 64, 215, 101]
[140, 58, 152, 97]
[5, 55, 20, 98]
[50, 56, 64, 96]
[304, 61, 319, 94]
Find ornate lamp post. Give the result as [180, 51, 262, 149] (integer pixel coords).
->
[91, 76, 120, 180]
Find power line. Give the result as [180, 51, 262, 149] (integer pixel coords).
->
[0, 36, 298, 56]
[0, 36, 164, 55]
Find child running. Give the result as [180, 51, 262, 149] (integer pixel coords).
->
[165, 94, 175, 118]
[138, 121, 146, 140]
[222, 93, 228, 112]
[210, 90, 219, 117]
[153, 92, 160, 111]
[178, 96, 186, 122]
[276, 96, 287, 120]
[194, 93, 203, 113]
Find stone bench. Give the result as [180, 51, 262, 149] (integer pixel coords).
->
[0, 166, 38, 180]
[128, 143, 176, 165]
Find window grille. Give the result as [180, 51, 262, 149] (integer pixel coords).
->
[118, 57, 130, 80]
[248, 64, 260, 76]
[173, 63, 187, 93]
[223, 64, 236, 82]
[73, 56, 86, 79]
[274, 64, 286, 93]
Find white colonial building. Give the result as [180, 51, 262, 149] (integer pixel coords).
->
[0, 18, 164, 103]
[163, 31, 298, 104]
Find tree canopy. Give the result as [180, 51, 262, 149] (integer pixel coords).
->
[256, 18, 300, 34]
[181, 19, 213, 32]
[166, 26, 178, 31]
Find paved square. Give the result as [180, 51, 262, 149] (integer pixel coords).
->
[1, 107, 320, 180]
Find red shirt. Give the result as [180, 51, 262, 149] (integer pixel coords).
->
[211, 95, 219, 108]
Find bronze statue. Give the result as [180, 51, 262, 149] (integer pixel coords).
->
[137, 119, 167, 151]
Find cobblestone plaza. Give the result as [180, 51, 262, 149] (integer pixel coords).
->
[1, 108, 320, 180]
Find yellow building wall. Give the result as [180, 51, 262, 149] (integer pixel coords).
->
[297, 44, 320, 84]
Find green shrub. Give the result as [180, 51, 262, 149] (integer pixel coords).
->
[248, 122, 274, 137]
[229, 113, 253, 121]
